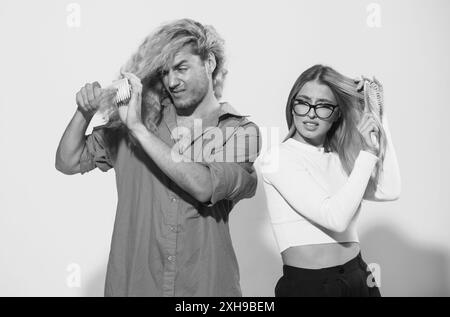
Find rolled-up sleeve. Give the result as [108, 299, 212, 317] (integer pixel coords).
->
[201, 121, 261, 205]
[80, 125, 114, 174]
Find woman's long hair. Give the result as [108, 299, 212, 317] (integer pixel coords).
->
[284, 64, 387, 184]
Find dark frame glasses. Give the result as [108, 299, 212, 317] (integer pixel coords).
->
[292, 100, 339, 119]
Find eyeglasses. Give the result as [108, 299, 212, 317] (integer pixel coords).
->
[292, 100, 339, 119]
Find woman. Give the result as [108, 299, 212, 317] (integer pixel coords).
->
[261, 64, 401, 297]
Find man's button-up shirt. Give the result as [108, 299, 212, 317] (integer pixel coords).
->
[79, 102, 260, 296]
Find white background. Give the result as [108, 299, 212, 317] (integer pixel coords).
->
[0, 0, 449, 296]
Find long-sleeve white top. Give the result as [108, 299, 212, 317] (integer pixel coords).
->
[261, 116, 401, 252]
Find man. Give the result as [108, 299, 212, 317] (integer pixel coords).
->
[55, 19, 260, 296]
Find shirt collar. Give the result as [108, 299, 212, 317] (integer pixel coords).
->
[162, 99, 248, 131]
[210, 101, 249, 127]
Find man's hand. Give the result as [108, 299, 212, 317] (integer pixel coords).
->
[120, 72, 146, 132]
[76, 82, 103, 121]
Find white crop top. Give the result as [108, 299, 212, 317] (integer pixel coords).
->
[261, 116, 401, 252]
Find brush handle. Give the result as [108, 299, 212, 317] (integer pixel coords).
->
[371, 132, 379, 148]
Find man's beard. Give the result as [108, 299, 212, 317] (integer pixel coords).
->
[172, 81, 209, 115]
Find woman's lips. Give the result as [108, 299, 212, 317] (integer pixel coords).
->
[303, 121, 319, 130]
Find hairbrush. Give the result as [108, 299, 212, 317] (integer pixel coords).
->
[97, 78, 132, 121]
[363, 77, 384, 147]
[109, 78, 132, 106]
[363, 78, 383, 119]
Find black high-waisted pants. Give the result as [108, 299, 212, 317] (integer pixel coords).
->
[275, 253, 381, 297]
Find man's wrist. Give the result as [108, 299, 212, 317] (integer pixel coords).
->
[76, 108, 94, 124]
[75, 108, 94, 126]
[129, 123, 149, 140]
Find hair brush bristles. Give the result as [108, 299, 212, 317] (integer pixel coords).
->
[109, 78, 132, 107]
[364, 78, 384, 121]
[96, 78, 132, 121]
[363, 78, 384, 148]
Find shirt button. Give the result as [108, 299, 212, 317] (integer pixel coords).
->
[170, 197, 177, 202]
[167, 256, 175, 262]
[169, 225, 178, 233]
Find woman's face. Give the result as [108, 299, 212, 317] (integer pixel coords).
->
[292, 80, 340, 146]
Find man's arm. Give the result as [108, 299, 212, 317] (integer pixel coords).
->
[55, 82, 103, 174]
[130, 120, 260, 205]
[55, 109, 92, 174]
[131, 124, 213, 203]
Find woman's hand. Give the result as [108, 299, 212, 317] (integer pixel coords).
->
[357, 112, 380, 156]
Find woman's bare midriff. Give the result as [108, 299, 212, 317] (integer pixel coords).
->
[281, 242, 360, 269]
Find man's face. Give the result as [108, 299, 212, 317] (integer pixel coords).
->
[161, 45, 211, 110]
